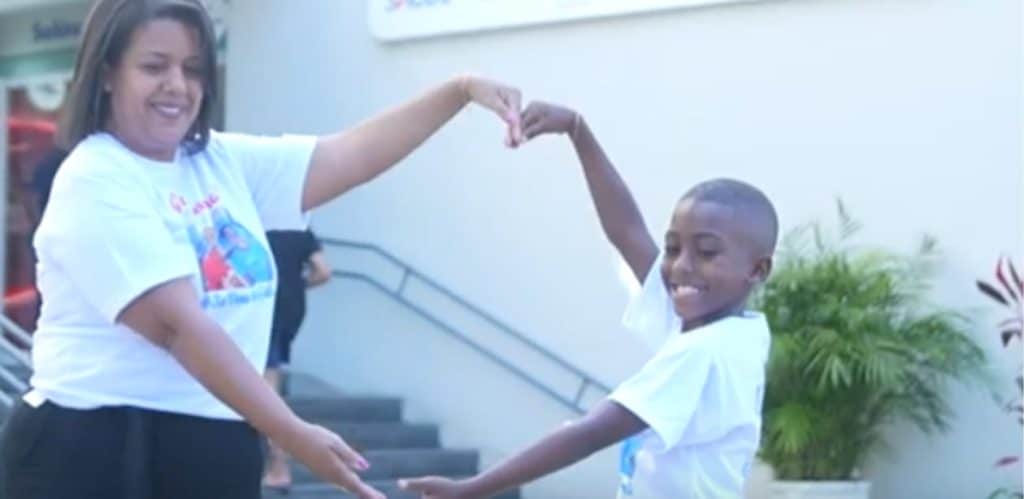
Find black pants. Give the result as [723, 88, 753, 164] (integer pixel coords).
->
[0, 399, 263, 499]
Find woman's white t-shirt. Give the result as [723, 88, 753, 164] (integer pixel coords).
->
[30, 131, 316, 420]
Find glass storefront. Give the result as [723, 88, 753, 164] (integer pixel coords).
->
[4, 81, 68, 333]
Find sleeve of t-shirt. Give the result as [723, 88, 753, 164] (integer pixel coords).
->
[215, 132, 318, 232]
[36, 158, 196, 324]
[621, 251, 682, 350]
[609, 342, 715, 452]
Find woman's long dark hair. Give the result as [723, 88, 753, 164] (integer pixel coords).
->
[57, 0, 218, 154]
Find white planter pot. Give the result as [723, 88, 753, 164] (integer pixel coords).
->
[769, 480, 871, 499]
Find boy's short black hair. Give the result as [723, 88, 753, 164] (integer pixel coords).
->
[681, 178, 779, 255]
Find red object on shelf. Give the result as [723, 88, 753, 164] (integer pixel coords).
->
[2, 286, 37, 307]
[7, 117, 58, 135]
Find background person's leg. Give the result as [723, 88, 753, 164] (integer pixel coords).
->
[262, 327, 294, 489]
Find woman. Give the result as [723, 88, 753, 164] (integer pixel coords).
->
[0, 1, 523, 498]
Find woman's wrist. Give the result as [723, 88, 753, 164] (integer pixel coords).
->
[453, 74, 475, 104]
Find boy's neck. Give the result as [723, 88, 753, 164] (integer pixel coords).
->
[680, 300, 749, 333]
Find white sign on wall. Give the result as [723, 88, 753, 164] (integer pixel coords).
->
[369, 0, 760, 42]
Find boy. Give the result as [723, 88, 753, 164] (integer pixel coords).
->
[402, 101, 778, 499]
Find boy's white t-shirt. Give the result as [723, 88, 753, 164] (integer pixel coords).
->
[610, 253, 771, 499]
[30, 130, 316, 420]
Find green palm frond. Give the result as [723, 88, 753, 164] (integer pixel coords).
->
[753, 200, 988, 480]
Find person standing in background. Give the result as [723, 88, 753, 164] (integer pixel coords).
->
[262, 227, 331, 490]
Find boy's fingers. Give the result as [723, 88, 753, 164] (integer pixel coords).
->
[521, 109, 542, 131]
[399, 476, 437, 491]
[522, 121, 546, 140]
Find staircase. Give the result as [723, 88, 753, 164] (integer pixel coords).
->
[0, 349, 519, 499]
[264, 372, 521, 499]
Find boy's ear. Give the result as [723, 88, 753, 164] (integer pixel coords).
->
[747, 256, 773, 284]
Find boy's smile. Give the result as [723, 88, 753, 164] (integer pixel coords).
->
[661, 198, 770, 331]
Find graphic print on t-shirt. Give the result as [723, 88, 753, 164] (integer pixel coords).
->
[173, 192, 274, 302]
[618, 434, 642, 497]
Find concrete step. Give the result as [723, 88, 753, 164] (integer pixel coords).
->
[314, 421, 439, 451]
[288, 396, 403, 423]
[283, 371, 344, 398]
[262, 480, 521, 499]
[291, 449, 479, 483]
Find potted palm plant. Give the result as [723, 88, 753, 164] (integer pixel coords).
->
[754, 202, 988, 499]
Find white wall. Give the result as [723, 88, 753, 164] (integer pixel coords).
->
[227, 0, 1022, 497]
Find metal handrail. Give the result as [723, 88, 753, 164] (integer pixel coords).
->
[0, 334, 31, 370]
[0, 314, 33, 350]
[0, 314, 33, 409]
[320, 237, 610, 414]
[0, 366, 27, 394]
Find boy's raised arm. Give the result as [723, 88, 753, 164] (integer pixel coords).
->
[521, 102, 658, 281]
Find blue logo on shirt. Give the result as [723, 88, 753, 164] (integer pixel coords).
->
[619, 435, 642, 496]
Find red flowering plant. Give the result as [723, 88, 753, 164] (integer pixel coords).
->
[978, 256, 1023, 499]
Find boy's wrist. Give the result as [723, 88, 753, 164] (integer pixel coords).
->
[568, 112, 584, 140]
